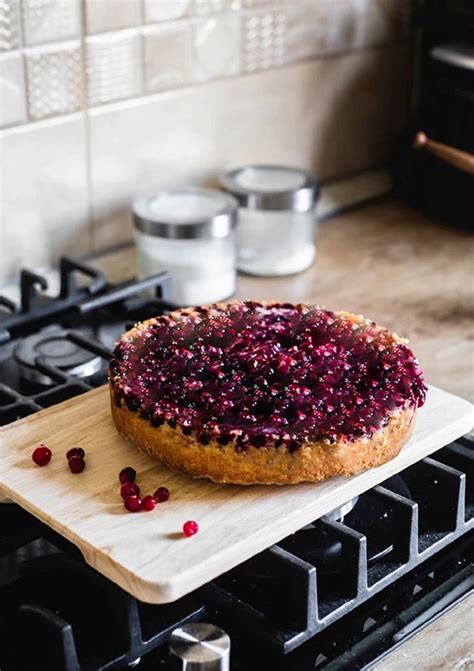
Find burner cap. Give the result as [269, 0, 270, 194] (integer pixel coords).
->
[14, 328, 103, 385]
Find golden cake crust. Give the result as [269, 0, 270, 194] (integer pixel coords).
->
[110, 388, 415, 484]
[109, 304, 418, 485]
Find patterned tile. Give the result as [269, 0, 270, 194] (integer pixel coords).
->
[25, 41, 83, 120]
[22, 0, 81, 46]
[193, 0, 241, 14]
[85, 0, 140, 34]
[144, 0, 191, 23]
[0, 52, 27, 127]
[86, 29, 142, 106]
[143, 21, 191, 93]
[242, 6, 285, 73]
[0, 0, 21, 51]
[192, 13, 240, 81]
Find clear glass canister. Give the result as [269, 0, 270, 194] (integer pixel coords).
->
[133, 188, 238, 306]
[219, 165, 319, 277]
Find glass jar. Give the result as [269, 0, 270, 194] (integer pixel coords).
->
[133, 188, 238, 306]
[220, 165, 319, 277]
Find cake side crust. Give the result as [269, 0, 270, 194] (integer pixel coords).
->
[110, 384, 415, 485]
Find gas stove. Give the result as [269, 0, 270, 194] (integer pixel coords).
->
[0, 258, 472, 671]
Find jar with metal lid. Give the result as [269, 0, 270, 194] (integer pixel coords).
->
[219, 165, 319, 277]
[133, 187, 238, 306]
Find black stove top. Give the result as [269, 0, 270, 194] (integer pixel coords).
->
[0, 258, 472, 671]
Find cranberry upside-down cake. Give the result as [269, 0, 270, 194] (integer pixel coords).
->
[109, 302, 426, 485]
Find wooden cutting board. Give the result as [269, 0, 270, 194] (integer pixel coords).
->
[0, 385, 472, 604]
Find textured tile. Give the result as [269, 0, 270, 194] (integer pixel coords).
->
[242, 6, 285, 72]
[286, 0, 358, 64]
[0, 0, 21, 51]
[144, 0, 190, 22]
[143, 21, 191, 93]
[0, 52, 27, 127]
[193, 0, 241, 14]
[22, 0, 81, 46]
[192, 13, 240, 81]
[25, 41, 83, 120]
[86, 29, 142, 106]
[88, 46, 411, 251]
[85, 0, 139, 34]
[0, 115, 90, 284]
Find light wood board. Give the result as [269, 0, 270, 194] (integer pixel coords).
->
[0, 385, 472, 604]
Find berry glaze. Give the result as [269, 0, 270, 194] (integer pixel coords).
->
[110, 302, 426, 452]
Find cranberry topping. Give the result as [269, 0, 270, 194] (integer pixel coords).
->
[153, 486, 169, 503]
[119, 466, 137, 484]
[110, 302, 427, 450]
[68, 456, 85, 473]
[66, 447, 85, 460]
[124, 495, 142, 513]
[183, 520, 199, 537]
[32, 445, 52, 466]
[120, 481, 140, 499]
[142, 495, 157, 511]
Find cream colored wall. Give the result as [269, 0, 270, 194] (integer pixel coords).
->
[0, 0, 412, 283]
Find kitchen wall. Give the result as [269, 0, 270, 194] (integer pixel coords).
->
[0, 0, 412, 284]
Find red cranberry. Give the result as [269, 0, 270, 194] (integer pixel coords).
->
[142, 495, 156, 511]
[68, 456, 85, 473]
[124, 495, 142, 512]
[183, 520, 199, 537]
[119, 466, 137, 484]
[32, 445, 52, 466]
[153, 486, 169, 503]
[120, 481, 140, 499]
[66, 447, 85, 460]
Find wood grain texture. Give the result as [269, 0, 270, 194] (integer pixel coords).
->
[0, 385, 472, 604]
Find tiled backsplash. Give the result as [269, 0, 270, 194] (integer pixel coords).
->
[0, 0, 411, 283]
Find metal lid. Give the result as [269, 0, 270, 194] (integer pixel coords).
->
[133, 187, 238, 240]
[219, 165, 319, 212]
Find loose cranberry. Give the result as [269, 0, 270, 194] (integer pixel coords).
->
[153, 486, 169, 503]
[68, 456, 85, 473]
[183, 520, 199, 537]
[66, 447, 85, 460]
[124, 495, 142, 512]
[120, 481, 140, 499]
[142, 495, 156, 511]
[32, 445, 52, 466]
[119, 466, 137, 484]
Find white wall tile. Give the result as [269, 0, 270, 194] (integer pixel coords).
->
[0, 115, 90, 283]
[85, 0, 140, 34]
[192, 13, 240, 81]
[193, 0, 241, 14]
[86, 29, 142, 106]
[0, 0, 21, 51]
[242, 6, 285, 72]
[286, 0, 358, 64]
[0, 52, 27, 127]
[88, 46, 411, 251]
[25, 41, 83, 120]
[144, 0, 190, 23]
[143, 21, 191, 93]
[22, 0, 81, 46]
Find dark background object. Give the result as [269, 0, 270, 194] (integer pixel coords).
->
[392, 0, 474, 229]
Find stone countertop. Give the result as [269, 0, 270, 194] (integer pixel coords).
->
[97, 197, 474, 403]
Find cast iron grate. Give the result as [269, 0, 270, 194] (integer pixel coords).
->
[0, 439, 472, 670]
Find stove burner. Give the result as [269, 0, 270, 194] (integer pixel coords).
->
[325, 497, 359, 522]
[14, 327, 103, 386]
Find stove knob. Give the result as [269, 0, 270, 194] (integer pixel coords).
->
[169, 622, 230, 671]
